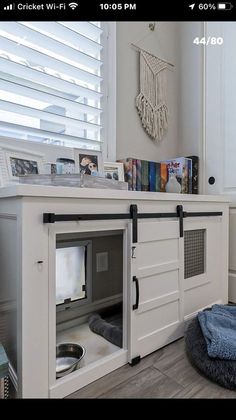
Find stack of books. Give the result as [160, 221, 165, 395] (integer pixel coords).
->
[117, 156, 198, 194]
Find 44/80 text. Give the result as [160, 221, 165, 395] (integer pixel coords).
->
[193, 37, 223, 45]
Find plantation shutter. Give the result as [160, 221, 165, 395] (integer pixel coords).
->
[0, 21, 104, 150]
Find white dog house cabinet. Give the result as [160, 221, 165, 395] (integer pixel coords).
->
[0, 186, 229, 398]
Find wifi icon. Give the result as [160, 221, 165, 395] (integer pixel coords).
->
[69, 2, 78, 10]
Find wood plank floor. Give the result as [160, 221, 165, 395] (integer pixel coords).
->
[67, 338, 236, 399]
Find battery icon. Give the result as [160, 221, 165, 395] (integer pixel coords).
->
[217, 2, 233, 9]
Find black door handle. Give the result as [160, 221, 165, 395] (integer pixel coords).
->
[133, 276, 139, 310]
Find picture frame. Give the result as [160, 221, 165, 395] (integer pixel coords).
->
[74, 148, 104, 176]
[103, 162, 125, 182]
[0, 144, 45, 185]
[56, 158, 75, 174]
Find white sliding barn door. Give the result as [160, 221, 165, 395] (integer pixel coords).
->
[129, 219, 184, 362]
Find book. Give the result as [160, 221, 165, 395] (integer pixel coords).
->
[141, 160, 149, 191]
[136, 159, 142, 191]
[160, 163, 168, 192]
[149, 161, 156, 192]
[161, 157, 191, 194]
[155, 162, 161, 192]
[132, 159, 137, 191]
[187, 156, 199, 194]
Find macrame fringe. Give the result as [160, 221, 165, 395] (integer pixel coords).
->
[136, 93, 168, 142]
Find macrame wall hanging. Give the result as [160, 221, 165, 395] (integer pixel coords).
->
[134, 46, 174, 143]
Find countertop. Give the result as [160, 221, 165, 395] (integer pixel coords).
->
[0, 184, 230, 202]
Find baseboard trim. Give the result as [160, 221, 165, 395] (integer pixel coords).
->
[184, 300, 223, 324]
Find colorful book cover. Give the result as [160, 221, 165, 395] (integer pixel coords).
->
[161, 157, 190, 193]
[155, 162, 161, 192]
[149, 161, 156, 192]
[132, 159, 137, 191]
[187, 155, 199, 194]
[160, 163, 168, 192]
[141, 160, 149, 191]
[136, 159, 142, 191]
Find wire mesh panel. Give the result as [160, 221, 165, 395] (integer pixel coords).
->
[0, 376, 9, 399]
[184, 229, 205, 279]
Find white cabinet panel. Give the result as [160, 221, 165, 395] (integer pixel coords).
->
[229, 272, 236, 303]
[129, 220, 184, 361]
[136, 239, 179, 268]
[138, 269, 179, 303]
[138, 219, 179, 242]
[229, 210, 236, 271]
[229, 210, 236, 302]
[137, 300, 180, 338]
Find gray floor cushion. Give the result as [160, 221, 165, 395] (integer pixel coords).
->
[185, 316, 236, 390]
[88, 312, 122, 348]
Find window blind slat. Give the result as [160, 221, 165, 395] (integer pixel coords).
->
[0, 36, 102, 86]
[0, 100, 101, 132]
[61, 22, 103, 40]
[0, 77, 102, 117]
[22, 22, 102, 57]
[0, 58, 102, 100]
[0, 122, 102, 148]
[0, 22, 102, 75]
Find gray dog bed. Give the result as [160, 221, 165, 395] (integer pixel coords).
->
[185, 316, 236, 390]
[88, 311, 122, 348]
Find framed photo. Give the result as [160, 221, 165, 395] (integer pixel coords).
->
[104, 162, 124, 182]
[74, 149, 103, 176]
[56, 158, 75, 174]
[0, 145, 44, 185]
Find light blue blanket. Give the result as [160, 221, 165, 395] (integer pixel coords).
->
[198, 304, 236, 360]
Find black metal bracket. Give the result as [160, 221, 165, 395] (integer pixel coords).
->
[176, 205, 184, 238]
[130, 204, 138, 243]
[129, 356, 141, 366]
[43, 213, 55, 224]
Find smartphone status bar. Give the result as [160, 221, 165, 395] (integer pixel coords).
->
[0, 1, 236, 21]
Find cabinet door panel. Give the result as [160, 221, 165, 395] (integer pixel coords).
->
[138, 269, 179, 303]
[138, 219, 179, 242]
[183, 218, 225, 317]
[138, 300, 180, 336]
[136, 238, 179, 268]
[129, 220, 184, 361]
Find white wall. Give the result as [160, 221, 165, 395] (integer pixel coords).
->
[116, 22, 181, 161]
[178, 22, 204, 158]
[178, 22, 204, 193]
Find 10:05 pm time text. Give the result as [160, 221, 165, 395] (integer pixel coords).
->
[100, 3, 136, 10]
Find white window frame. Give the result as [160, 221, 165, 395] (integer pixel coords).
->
[101, 22, 117, 162]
